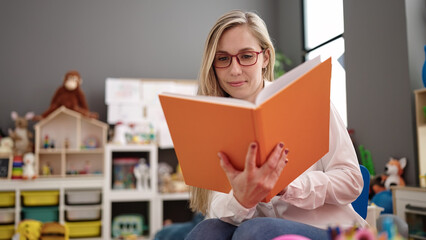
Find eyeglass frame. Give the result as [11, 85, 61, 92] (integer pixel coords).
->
[213, 49, 266, 68]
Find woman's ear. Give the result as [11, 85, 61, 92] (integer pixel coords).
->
[262, 49, 270, 69]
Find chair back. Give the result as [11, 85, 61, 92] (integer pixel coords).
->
[351, 165, 370, 219]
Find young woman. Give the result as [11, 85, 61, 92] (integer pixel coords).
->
[185, 10, 367, 240]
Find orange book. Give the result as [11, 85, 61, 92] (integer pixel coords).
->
[159, 57, 332, 202]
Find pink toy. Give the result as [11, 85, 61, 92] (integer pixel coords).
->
[272, 235, 311, 240]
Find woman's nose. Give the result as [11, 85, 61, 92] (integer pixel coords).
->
[229, 57, 242, 75]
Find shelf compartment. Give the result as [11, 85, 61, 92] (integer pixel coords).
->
[0, 224, 14, 240]
[65, 189, 102, 205]
[0, 191, 15, 207]
[21, 190, 60, 206]
[66, 153, 103, 176]
[66, 220, 102, 238]
[0, 208, 15, 224]
[162, 200, 192, 224]
[111, 201, 150, 239]
[22, 206, 59, 223]
[65, 206, 102, 221]
[38, 153, 62, 177]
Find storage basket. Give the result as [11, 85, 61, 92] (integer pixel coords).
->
[66, 221, 101, 238]
[65, 189, 101, 205]
[21, 190, 59, 206]
[0, 224, 14, 240]
[0, 192, 15, 207]
[65, 206, 101, 221]
[22, 206, 59, 223]
[0, 208, 15, 224]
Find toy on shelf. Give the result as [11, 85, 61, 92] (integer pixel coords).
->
[82, 136, 99, 149]
[113, 158, 137, 189]
[158, 162, 188, 193]
[11, 155, 23, 179]
[111, 121, 156, 145]
[133, 158, 150, 190]
[112, 214, 147, 238]
[382, 157, 407, 190]
[36, 70, 98, 120]
[22, 152, 36, 180]
[42, 162, 52, 176]
[8, 111, 34, 155]
[0, 137, 14, 154]
[83, 160, 92, 174]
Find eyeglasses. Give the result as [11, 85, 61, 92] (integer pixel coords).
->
[213, 50, 265, 68]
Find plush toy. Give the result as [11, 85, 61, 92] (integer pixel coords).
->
[0, 137, 14, 154]
[382, 157, 407, 189]
[22, 152, 36, 180]
[369, 157, 407, 199]
[38, 70, 98, 119]
[8, 111, 34, 155]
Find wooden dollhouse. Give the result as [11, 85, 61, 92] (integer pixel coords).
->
[34, 106, 108, 178]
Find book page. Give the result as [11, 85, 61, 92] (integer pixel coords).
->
[255, 56, 322, 106]
[160, 92, 255, 108]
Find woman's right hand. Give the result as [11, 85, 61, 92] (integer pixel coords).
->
[218, 142, 288, 208]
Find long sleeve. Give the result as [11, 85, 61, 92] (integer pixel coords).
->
[280, 103, 363, 209]
[207, 190, 257, 225]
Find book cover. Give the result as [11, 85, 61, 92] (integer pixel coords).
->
[159, 57, 332, 202]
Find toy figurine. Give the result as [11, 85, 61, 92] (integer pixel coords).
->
[133, 158, 150, 190]
[22, 152, 36, 180]
[382, 157, 407, 189]
[44, 135, 50, 149]
[8, 111, 34, 155]
[37, 70, 98, 119]
[42, 162, 52, 176]
[64, 138, 70, 149]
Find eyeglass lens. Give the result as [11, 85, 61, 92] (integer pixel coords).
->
[214, 51, 260, 68]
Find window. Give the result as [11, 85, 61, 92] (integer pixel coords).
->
[303, 0, 347, 125]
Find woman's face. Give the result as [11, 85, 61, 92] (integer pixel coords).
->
[214, 24, 269, 103]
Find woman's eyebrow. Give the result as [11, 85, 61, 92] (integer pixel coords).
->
[215, 47, 257, 54]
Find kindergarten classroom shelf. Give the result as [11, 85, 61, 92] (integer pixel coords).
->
[103, 144, 191, 240]
[0, 177, 104, 240]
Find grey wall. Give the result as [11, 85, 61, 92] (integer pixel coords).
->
[344, 0, 424, 186]
[0, 0, 278, 129]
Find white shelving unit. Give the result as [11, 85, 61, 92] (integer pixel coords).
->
[0, 177, 104, 239]
[103, 144, 190, 240]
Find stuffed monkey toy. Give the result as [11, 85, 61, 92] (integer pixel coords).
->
[40, 71, 98, 119]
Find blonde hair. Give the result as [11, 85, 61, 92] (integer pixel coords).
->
[190, 10, 276, 215]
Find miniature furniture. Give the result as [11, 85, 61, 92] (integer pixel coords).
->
[34, 106, 108, 178]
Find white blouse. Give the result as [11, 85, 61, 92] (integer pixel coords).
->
[207, 103, 368, 229]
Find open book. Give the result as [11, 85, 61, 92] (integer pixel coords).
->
[159, 56, 332, 202]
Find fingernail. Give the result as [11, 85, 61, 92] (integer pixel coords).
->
[285, 159, 289, 164]
[279, 142, 284, 148]
[217, 152, 222, 159]
[285, 149, 289, 155]
[251, 143, 256, 149]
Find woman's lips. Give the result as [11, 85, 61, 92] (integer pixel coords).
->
[228, 81, 246, 87]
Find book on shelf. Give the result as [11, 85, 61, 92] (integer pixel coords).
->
[159, 56, 332, 202]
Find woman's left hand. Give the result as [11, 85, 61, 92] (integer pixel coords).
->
[218, 142, 288, 208]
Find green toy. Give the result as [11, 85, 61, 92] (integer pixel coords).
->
[112, 214, 147, 238]
[359, 145, 375, 176]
